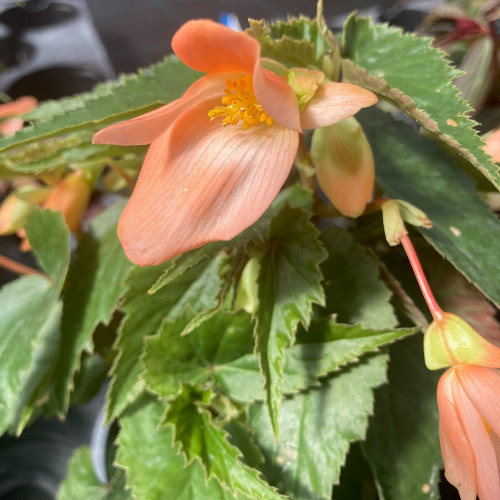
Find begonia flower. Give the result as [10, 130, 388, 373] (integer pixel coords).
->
[438, 364, 500, 500]
[93, 19, 377, 265]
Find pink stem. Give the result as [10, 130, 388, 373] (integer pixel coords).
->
[400, 233, 444, 321]
[0, 254, 43, 277]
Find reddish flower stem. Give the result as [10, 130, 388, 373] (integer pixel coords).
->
[400, 233, 444, 321]
[0, 254, 43, 276]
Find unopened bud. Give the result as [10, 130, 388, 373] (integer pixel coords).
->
[234, 257, 260, 314]
[311, 116, 374, 217]
[382, 199, 432, 246]
[424, 312, 500, 370]
[43, 170, 92, 233]
[287, 68, 325, 108]
[0, 186, 49, 235]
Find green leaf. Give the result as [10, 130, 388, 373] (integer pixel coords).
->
[116, 396, 248, 500]
[362, 335, 443, 500]
[319, 227, 397, 329]
[143, 310, 256, 399]
[106, 254, 226, 421]
[248, 17, 328, 69]
[147, 242, 223, 294]
[57, 446, 131, 500]
[54, 202, 134, 414]
[0, 56, 200, 153]
[342, 15, 499, 189]
[57, 446, 107, 500]
[0, 209, 69, 432]
[255, 204, 326, 435]
[358, 106, 500, 307]
[164, 385, 285, 500]
[248, 353, 389, 500]
[217, 319, 416, 403]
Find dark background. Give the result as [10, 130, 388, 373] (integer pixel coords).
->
[86, 0, 396, 73]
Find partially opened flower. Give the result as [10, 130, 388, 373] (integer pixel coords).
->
[311, 116, 375, 217]
[93, 19, 377, 265]
[438, 365, 500, 500]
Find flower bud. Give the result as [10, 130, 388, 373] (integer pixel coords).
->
[43, 170, 92, 233]
[234, 257, 260, 314]
[287, 68, 325, 108]
[0, 186, 50, 235]
[0, 194, 31, 235]
[424, 312, 500, 370]
[311, 116, 374, 217]
[382, 199, 432, 246]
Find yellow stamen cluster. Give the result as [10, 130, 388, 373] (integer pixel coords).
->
[208, 76, 273, 130]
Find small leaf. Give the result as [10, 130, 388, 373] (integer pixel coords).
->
[342, 15, 499, 189]
[164, 385, 286, 500]
[248, 17, 328, 69]
[116, 396, 248, 500]
[362, 335, 443, 500]
[255, 204, 326, 435]
[248, 353, 389, 500]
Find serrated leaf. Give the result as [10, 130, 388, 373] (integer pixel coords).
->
[116, 396, 248, 500]
[57, 445, 131, 500]
[147, 242, 222, 294]
[0, 56, 200, 153]
[342, 15, 499, 189]
[0, 209, 69, 432]
[362, 335, 442, 500]
[319, 227, 397, 329]
[57, 446, 107, 500]
[255, 204, 326, 435]
[248, 353, 389, 500]
[164, 385, 285, 500]
[248, 17, 328, 69]
[358, 106, 500, 307]
[217, 319, 415, 403]
[106, 254, 226, 421]
[53, 202, 134, 414]
[143, 310, 256, 399]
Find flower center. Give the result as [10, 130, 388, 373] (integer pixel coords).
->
[208, 76, 273, 130]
